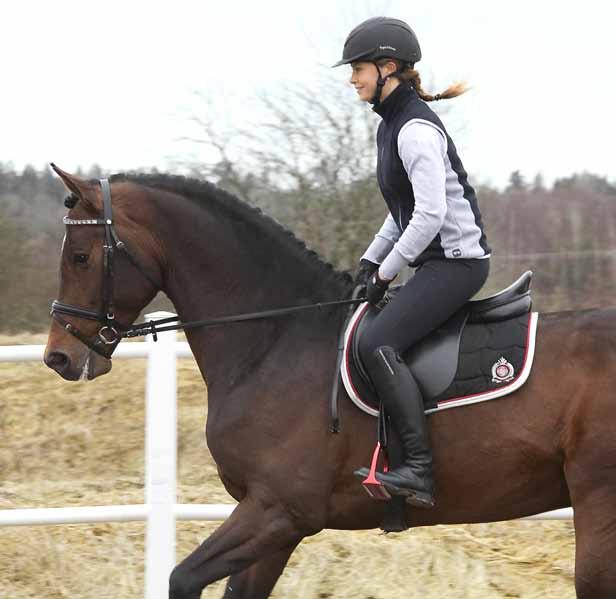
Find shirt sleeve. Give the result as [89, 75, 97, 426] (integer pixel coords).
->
[379, 120, 448, 280]
[360, 212, 401, 264]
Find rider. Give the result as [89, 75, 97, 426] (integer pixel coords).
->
[333, 17, 491, 508]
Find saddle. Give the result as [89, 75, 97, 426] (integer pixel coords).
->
[341, 271, 538, 416]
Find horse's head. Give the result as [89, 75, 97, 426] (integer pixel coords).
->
[44, 165, 163, 380]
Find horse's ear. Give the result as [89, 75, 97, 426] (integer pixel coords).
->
[50, 163, 101, 211]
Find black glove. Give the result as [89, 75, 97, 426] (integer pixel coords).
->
[366, 271, 391, 306]
[355, 259, 378, 288]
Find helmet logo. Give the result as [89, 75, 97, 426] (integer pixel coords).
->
[379, 45, 397, 51]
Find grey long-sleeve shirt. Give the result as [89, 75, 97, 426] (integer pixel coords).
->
[361, 86, 490, 279]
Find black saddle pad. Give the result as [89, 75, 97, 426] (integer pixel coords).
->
[341, 287, 538, 416]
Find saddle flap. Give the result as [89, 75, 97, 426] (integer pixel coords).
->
[405, 308, 468, 398]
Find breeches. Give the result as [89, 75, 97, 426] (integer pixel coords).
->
[358, 258, 490, 373]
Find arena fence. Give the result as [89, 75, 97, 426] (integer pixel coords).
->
[0, 311, 573, 599]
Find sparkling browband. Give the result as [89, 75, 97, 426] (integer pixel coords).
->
[63, 216, 110, 226]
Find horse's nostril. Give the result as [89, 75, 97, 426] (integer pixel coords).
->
[45, 351, 70, 372]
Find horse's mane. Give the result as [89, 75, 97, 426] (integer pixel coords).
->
[108, 172, 353, 288]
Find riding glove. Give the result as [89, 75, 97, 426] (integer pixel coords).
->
[355, 259, 378, 288]
[366, 271, 391, 306]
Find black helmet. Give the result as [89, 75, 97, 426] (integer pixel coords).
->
[332, 17, 422, 68]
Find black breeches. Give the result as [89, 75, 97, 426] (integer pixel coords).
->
[358, 258, 490, 373]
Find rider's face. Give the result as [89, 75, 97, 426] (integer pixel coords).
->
[349, 60, 399, 103]
[349, 62, 378, 102]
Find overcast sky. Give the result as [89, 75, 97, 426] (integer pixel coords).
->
[2, 0, 615, 189]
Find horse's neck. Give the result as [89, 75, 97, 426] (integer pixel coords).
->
[153, 193, 348, 397]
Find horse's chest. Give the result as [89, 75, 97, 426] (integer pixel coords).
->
[205, 402, 262, 472]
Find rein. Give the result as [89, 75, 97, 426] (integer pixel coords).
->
[123, 297, 363, 341]
[52, 178, 364, 359]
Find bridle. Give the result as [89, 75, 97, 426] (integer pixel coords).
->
[51, 178, 158, 359]
[51, 178, 363, 362]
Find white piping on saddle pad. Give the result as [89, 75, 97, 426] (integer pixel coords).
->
[341, 302, 378, 416]
[341, 306, 539, 418]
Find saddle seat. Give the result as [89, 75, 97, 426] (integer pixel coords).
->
[343, 271, 538, 416]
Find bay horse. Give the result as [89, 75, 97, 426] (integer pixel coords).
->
[44, 166, 616, 599]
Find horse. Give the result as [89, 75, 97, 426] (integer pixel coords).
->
[43, 165, 616, 599]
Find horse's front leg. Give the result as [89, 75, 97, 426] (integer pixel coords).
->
[168, 496, 305, 599]
[220, 541, 300, 598]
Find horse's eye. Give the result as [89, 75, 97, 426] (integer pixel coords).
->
[73, 253, 89, 265]
[64, 194, 78, 208]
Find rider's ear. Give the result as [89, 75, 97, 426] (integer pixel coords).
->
[50, 163, 101, 211]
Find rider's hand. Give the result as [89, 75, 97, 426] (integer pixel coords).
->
[366, 271, 391, 306]
[355, 259, 378, 288]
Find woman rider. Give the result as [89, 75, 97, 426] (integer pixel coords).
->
[333, 17, 491, 508]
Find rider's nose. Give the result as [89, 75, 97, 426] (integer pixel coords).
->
[44, 351, 70, 374]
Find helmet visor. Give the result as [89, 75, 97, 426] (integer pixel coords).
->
[331, 48, 377, 68]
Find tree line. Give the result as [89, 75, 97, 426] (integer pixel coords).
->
[1, 160, 615, 334]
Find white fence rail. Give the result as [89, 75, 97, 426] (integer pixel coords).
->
[0, 311, 573, 598]
[0, 312, 236, 599]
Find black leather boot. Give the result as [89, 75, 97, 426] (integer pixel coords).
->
[370, 346, 435, 508]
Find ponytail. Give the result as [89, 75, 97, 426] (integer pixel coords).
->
[376, 59, 470, 102]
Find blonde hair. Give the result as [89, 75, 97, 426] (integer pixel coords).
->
[376, 58, 469, 102]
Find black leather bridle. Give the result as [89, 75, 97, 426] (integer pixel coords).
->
[51, 178, 158, 359]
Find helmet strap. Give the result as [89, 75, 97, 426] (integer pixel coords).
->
[370, 62, 399, 106]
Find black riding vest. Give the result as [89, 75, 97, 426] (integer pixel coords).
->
[373, 83, 491, 265]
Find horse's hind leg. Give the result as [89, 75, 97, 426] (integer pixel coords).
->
[221, 542, 300, 598]
[563, 389, 616, 598]
[168, 496, 306, 599]
[570, 482, 616, 599]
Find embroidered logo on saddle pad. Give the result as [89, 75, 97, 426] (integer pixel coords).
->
[492, 357, 515, 383]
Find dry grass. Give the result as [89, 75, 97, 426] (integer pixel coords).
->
[0, 333, 575, 598]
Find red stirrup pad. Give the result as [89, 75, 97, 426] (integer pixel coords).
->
[361, 442, 391, 501]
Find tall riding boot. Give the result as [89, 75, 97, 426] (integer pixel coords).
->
[370, 346, 435, 508]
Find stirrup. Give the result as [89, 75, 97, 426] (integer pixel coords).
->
[353, 442, 391, 501]
[375, 472, 435, 508]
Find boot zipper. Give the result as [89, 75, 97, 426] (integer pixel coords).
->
[378, 349, 395, 376]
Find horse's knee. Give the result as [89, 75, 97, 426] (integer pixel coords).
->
[169, 564, 199, 599]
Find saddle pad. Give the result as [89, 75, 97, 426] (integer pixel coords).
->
[341, 305, 538, 417]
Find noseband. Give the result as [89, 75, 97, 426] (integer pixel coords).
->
[51, 179, 157, 359]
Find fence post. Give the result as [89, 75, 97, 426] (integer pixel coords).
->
[144, 311, 178, 599]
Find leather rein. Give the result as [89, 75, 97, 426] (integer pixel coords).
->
[51, 178, 362, 360]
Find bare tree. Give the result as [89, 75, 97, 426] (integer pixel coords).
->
[175, 75, 389, 271]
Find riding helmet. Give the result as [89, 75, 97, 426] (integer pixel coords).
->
[332, 17, 422, 68]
